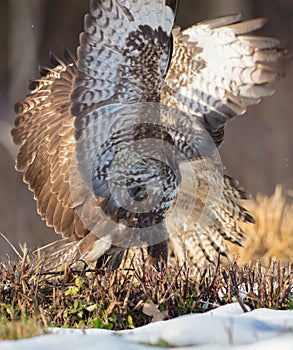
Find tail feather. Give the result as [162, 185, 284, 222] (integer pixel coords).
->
[34, 238, 79, 270]
[34, 233, 114, 270]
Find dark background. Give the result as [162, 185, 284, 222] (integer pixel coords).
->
[0, 0, 292, 257]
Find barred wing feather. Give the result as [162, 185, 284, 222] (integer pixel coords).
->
[163, 14, 285, 146]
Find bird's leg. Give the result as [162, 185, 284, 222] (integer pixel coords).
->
[147, 240, 168, 269]
[106, 250, 125, 269]
[95, 249, 125, 270]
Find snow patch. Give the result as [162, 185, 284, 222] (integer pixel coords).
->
[0, 303, 292, 350]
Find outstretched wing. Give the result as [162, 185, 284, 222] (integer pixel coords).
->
[164, 15, 286, 268]
[163, 14, 286, 146]
[11, 0, 178, 266]
[72, 0, 177, 194]
[11, 52, 90, 240]
[72, 0, 176, 114]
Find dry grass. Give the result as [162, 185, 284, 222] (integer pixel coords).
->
[230, 186, 293, 264]
[0, 317, 46, 340]
[0, 256, 292, 338]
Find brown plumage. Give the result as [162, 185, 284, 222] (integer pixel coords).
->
[11, 1, 286, 270]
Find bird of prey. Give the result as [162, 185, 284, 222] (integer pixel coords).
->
[12, 0, 285, 270]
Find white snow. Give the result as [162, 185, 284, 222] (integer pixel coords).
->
[1, 303, 292, 350]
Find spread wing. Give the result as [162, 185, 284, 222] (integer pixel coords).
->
[164, 14, 286, 268]
[163, 14, 286, 146]
[72, 0, 177, 201]
[11, 52, 90, 240]
[11, 0, 178, 266]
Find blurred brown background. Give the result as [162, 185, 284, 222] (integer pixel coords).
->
[0, 0, 292, 258]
